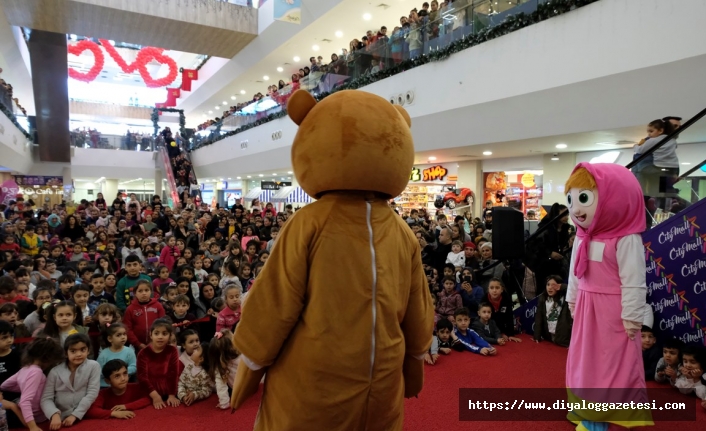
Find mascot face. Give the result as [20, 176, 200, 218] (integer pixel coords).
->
[567, 187, 598, 230]
[287, 90, 414, 199]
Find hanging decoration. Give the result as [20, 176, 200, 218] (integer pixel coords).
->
[67, 39, 178, 88]
[181, 69, 198, 92]
[67, 40, 105, 83]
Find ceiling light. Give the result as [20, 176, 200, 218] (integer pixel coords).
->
[288, 177, 292, 179]
[236, 176, 241, 179]
[240, 90, 246, 94]
[258, 174, 264, 177]
[555, 143, 567, 149]
[277, 67, 283, 72]
[228, 177, 232, 180]
[428, 156, 437, 161]
[219, 178, 224, 181]
[312, 45, 319, 51]
[272, 173, 277, 175]
[208, 110, 212, 114]
[483, 151, 492, 156]
[681, 162, 691, 165]
[363, 13, 372, 20]
[287, 171, 293, 174]
[231, 96, 236, 100]
[215, 106, 219, 109]
[335, 31, 343, 38]
[293, 56, 300, 62]
[263, 75, 269, 81]
[222, 101, 227, 105]
[551, 154, 560, 161]
[246, 175, 251, 178]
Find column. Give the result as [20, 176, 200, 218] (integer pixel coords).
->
[62, 166, 72, 202]
[542, 153, 577, 208]
[455, 160, 483, 219]
[28, 30, 70, 162]
[154, 169, 163, 197]
[102, 179, 119, 203]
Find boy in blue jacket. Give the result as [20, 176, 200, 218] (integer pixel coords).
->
[452, 307, 496, 356]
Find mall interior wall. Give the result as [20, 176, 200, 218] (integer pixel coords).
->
[541, 153, 577, 208]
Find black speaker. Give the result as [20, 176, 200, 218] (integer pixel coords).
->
[492, 207, 525, 260]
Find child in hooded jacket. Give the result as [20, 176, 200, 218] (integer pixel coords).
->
[122, 280, 165, 350]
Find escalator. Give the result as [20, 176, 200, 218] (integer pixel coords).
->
[159, 146, 180, 209]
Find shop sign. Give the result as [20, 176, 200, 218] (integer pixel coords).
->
[521, 173, 535, 188]
[410, 165, 448, 182]
[19, 187, 60, 195]
[13, 176, 63, 187]
[261, 181, 292, 190]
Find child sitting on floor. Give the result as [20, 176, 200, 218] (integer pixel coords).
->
[424, 319, 460, 365]
[655, 337, 684, 386]
[178, 345, 212, 406]
[436, 277, 462, 322]
[86, 359, 152, 419]
[137, 318, 183, 409]
[471, 303, 505, 345]
[486, 278, 521, 343]
[533, 275, 572, 347]
[208, 329, 239, 410]
[452, 307, 496, 356]
[674, 346, 706, 399]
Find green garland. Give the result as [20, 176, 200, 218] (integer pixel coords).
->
[0, 102, 32, 140]
[190, 0, 599, 151]
[152, 107, 186, 138]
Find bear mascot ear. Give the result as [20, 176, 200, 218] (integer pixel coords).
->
[287, 90, 317, 126]
[393, 105, 412, 128]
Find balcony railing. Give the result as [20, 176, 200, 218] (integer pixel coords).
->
[188, 0, 599, 151]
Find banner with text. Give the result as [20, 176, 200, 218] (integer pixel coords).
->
[643, 198, 706, 346]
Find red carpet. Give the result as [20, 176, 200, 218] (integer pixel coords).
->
[26, 334, 705, 430]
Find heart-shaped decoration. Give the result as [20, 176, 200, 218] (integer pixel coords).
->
[136, 47, 179, 88]
[67, 40, 105, 83]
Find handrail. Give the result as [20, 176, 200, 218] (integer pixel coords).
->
[675, 158, 706, 182]
[626, 105, 706, 170]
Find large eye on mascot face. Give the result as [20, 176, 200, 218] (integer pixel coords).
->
[566, 188, 598, 229]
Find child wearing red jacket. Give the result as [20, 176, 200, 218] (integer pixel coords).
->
[86, 359, 151, 419]
[123, 280, 165, 350]
[159, 236, 180, 272]
[137, 318, 183, 409]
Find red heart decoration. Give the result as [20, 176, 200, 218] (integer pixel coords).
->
[136, 47, 178, 88]
[67, 40, 105, 83]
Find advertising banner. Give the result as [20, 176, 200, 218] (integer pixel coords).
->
[0, 180, 19, 206]
[513, 297, 539, 335]
[274, 0, 301, 24]
[643, 199, 706, 346]
[12, 176, 63, 187]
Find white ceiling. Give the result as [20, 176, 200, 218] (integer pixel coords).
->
[188, 0, 423, 118]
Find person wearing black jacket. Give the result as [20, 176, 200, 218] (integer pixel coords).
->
[486, 277, 521, 341]
[531, 203, 570, 296]
[533, 276, 573, 347]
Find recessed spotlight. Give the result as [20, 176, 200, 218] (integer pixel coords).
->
[556, 143, 567, 149]
[428, 156, 437, 161]
[263, 75, 269, 81]
[227, 177, 232, 180]
[240, 90, 246, 94]
[277, 67, 283, 72]
[246, 175, 251, 178]
[219, 178, 224, 181]
[551, 153, 560, 161]
[272, 173, 277, 175]
[236, 176, 241, 179]
[312, 45, 319, 51]
[231, 96, 236, 100]
[483, 151, 492, 156]
[222, 101, 227, 105]
[258, 174, 264, 177]
[335, 31, 343, 38]
[293, 56, 300, 62]
[208, 110, 212, 114]
[363, 13, 371, 20]
[214, 105, 219, 109]
[287, 171, 293, 174]
[682, 162, 691, 165]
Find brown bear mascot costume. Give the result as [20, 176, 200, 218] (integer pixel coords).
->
[229, 89, 434, 430]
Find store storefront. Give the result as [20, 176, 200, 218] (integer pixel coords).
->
[394, 164, 459, 214]
[13, 176, 65, 208]
[483, 171, 543, 217]
[215, 180, 243, 208]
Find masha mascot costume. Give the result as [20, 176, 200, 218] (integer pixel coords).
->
[565, 162, 653, 430]
[228, 89, 434, 431]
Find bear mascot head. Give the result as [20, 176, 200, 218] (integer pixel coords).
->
[229, 90, 433, 431]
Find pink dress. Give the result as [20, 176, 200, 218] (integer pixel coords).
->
[565, 163, 652, 429]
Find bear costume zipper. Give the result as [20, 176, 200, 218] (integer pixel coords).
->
[365, 201, 377, 380]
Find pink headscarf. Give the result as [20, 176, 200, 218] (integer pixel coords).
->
[570, 162, 645, 278]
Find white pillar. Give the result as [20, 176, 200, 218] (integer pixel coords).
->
[154, 169, 163, 197]
[103, 179, 119, 202]
[456, 160, 483, 219]
[542, 153, 577, 208]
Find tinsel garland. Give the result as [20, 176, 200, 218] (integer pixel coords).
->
[190, 0, 599, 151]
[0, 102, 32, 140]
[152, 108, 187, 138]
